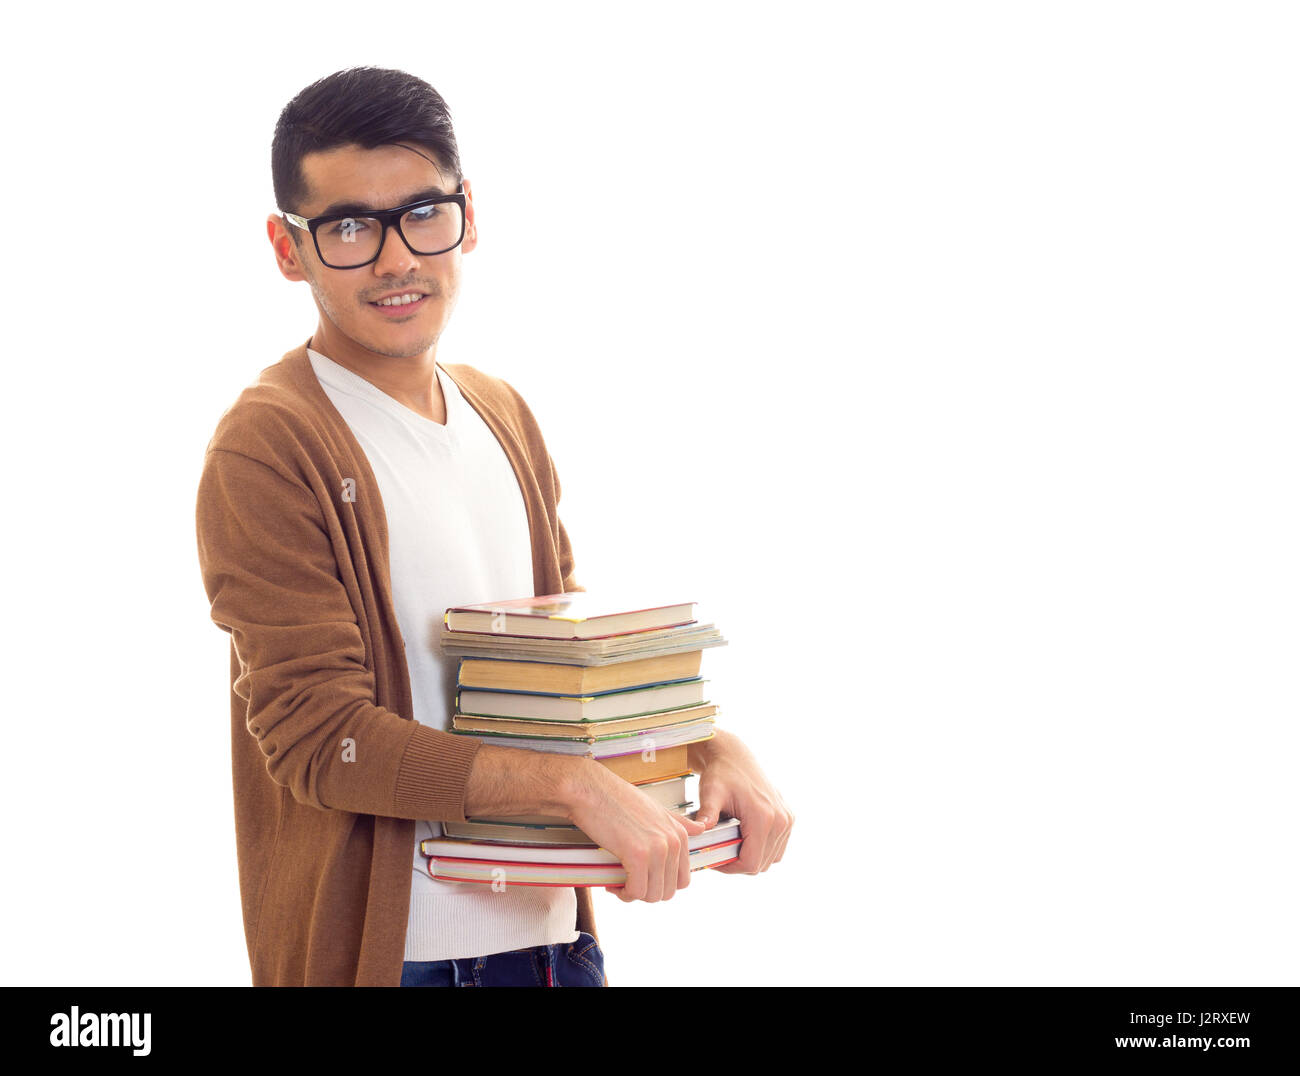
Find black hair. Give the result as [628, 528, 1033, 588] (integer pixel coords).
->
[272, 66, 463, 215]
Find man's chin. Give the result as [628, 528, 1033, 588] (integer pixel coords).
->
[362, 333, 440, 360]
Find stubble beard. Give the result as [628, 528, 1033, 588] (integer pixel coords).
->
[309, 270, 451, 360]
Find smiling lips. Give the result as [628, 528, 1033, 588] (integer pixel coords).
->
[369, 291, 428, 316]
[371, 291, 426, 307]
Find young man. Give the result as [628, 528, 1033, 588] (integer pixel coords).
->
[195, 66, 792, 987]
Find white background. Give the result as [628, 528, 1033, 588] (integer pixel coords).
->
[1, 1, 1296, 986]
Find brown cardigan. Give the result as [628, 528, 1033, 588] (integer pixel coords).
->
[195, 339, 597, 986]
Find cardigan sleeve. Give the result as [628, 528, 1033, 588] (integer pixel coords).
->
[195, 447, 481, 820]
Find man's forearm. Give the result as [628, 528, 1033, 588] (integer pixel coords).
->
[463, 743, 589, 820]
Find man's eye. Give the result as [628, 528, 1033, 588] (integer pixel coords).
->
[326, 218, 371, 235]
[407, 206, 442, 223]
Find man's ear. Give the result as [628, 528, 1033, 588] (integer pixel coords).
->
[461, 178, 477, 254]
[267, 214, 308, 282]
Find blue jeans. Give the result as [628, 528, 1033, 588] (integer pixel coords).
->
[400, 931, 606, 987]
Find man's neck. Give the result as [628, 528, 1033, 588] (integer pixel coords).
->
[310, 323, 447, 425]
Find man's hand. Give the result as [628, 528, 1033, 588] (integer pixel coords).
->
[562, 759, 710, 904]
[690, 728, 794, 875]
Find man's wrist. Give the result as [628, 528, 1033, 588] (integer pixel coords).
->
[688, 725, 734, 773]
[555, 755, 602, 822]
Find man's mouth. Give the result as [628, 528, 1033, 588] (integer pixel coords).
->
[369, 291, 427, 308]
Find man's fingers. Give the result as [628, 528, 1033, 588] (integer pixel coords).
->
[710, 822, 761, 874]
[593, 802, 715, 902]
[665, 827, 692, 899]
[677, 813, 710, 834]
[639, 836, 666, 903]
[771, 810, 793, 866]
[741, 808, 774, 873]
[693, 795, 728, 829]
[761, 807, 795, 872]
[759, 807, 785, 871]
[622, 855, 648, 902]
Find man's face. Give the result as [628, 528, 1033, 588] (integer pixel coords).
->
[268, 142, 476, 360]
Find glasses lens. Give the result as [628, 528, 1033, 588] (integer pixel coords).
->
[399, 200, 464, 255]
[316, 216, 383, 268]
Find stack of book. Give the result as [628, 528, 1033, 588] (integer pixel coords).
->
[421, 594, 740, 888]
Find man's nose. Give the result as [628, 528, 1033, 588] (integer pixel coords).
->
[373, 222, 419, 276]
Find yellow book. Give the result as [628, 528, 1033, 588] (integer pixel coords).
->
[457, 650, 703, 694]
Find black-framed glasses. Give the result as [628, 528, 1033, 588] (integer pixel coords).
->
[280, 186, 467, 269]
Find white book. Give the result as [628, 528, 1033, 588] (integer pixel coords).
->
[425, 840, 742, 887]
[450, 718, 716, 757]
[422, 818, 741, 865]
[457, 679, 707, 721]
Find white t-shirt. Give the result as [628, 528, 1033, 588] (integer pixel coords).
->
[308, 348, 579, 961]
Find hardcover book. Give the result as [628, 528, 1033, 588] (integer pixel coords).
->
[450, 719, 716, 758]
[421, 819, 742, 886]
[455, 650, 704, 694]
[456, 679, 707, 721]
[439, 621, 726, 665]
[451, 703, 719, 739]
[443, 594, 695, 640]
[423, 839, 741, 887]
